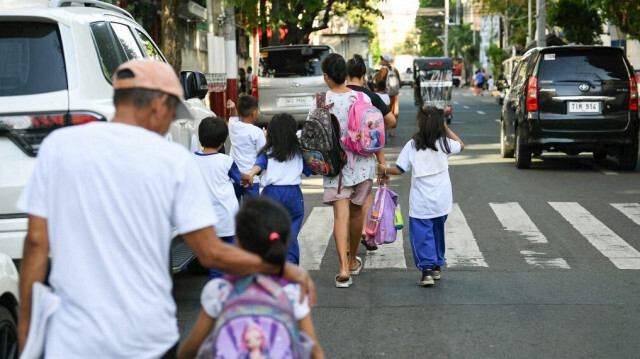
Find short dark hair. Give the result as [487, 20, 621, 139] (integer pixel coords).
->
[237, 95, 259, 118]
[247, 66, 252, 72]
[377, 80, 386, 91]
[235, 197, 290, 266]
[346, 54, 367, 78]
[321, 53, 346, 84]
[113, 69, 179, 110]
[198, 116, 228, 148]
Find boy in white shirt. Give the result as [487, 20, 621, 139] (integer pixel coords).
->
[193, 116, 242, 278]
[376, 80, 391, 106]
[228, 96, 266, 202]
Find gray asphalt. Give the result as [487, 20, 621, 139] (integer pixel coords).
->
[174, 86, 640, 358]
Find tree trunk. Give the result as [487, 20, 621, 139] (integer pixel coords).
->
[161, 0, 182, 73]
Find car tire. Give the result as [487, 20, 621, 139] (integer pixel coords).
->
[515, 126, 531, 169]
[0, 307, 18, 359]
[500, 121, 514, 158]
[618, 137, 639, 171]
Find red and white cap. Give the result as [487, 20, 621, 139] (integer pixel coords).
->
[112, 59, 194, 120]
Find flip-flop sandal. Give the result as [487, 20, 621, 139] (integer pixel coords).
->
[335, 275, 353, 288]
[361, 237, 378, 251]
[349, 256, 363, 275]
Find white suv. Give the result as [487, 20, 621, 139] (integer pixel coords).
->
[0, 0, 214, 272]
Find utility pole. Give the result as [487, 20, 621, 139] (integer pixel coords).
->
[527, 0, 532, 45]
[536, 0, 546, 47]
[444, 0, 449, 57]
[224, 2, 237, 117]
[455, 0, 460, 25]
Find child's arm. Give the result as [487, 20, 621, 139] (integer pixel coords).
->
[177, 309, 215, 359]
[445, 123, 465, 150]
[241, 152, 267, 186]
[375, 149, 390, 183]
[226, 100, 238, 118]
[298, 315, 326, 359]
[378, 163, 403, 176]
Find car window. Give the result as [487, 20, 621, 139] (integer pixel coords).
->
[0, 22, 67, 96]
[259, 48, 330, 77]
[111, 23, 144, 61]
[538, 50, 629, 82]
[134, 30, 163, 61]
[513, 60, 528, 87]
[90, 22, 126, 82]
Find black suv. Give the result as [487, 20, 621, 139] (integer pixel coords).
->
[500, 46, 639, 170]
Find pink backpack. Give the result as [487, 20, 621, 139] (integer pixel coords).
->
[342, 92, 385, 167]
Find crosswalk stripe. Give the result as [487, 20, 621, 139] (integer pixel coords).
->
[365, 206, 407, 269]
[550, 202, 640, 270]
[490, 202, 569, 269]
[445, 204, 489, 267]
[611, 203, 640, 226]
[298, 207, 334, 270]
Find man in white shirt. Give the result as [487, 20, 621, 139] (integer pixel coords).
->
[17, 60, 314, 358]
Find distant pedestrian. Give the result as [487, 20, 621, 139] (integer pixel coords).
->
[177, 198, 325, 359]
[376, 53, 401, 136]
[246, 66, 254, 96]
[193, 116, 242, 279]
[376, 80, 391, 106]
[487, 75, 495, 93]
[474, 69, 485, 96]
[16, 59, 314, 357]
[238, 67, 247, 95]
[378, 106, 464, 287]
[228, 96, 266, 202]
[241, 113, 313, 265]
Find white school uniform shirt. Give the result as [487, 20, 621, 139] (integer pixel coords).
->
[378, 92, 391, 106]
[229, 116, 266, 183]
[193, 152, 241, 237]
[395, 138, 462, 219]
[307, 90, 376, 188]
[17, 122, 217, 358]
[254, 152, 312, 187]
[201, 276, 310, 320]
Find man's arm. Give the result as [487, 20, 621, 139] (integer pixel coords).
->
[183, 227, 316, 306]
[18, 215, 50, 353]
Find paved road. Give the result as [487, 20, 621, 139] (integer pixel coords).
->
[174, 86, 640, 358]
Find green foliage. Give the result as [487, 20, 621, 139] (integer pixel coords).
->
[549, 0, 603, 45]
[487, 42, 509, 75]
[597, 0, 640, 40]
[477, 0, 529, 47]
[415, 0, 444, 57]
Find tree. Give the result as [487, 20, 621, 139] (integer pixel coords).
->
[449, 23, 478, 84]
[598, 0, 640, 40]
[549, 0, 603, 45]
[486, 42, 509, 76]
[477, 0, 529, 47]
[415, 0, 445, 57]
[161, 0, 183, 72]
[232, 0, 381, 45]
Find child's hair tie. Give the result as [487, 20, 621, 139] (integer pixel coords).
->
[269, 232, 280, 242]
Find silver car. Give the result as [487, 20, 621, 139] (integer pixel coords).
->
[255, 45, 332, 125]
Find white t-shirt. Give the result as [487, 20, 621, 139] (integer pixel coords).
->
[307, 90, 376, 188]
[193, 152, 241, 237]
[395, 138, 462, 219]
[229, 117, 266, 183]
[377, 92, 391, 106]
[17, 122, 217, 358]
[201, 276, 310, 321]
[255, 152, 311, 187]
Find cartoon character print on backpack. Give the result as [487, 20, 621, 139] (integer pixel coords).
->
[342, 91, 384, 167]
[196, 275, 314, 359]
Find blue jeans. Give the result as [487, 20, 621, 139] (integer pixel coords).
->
[260, 185, 304, 265]
[408, 216, 447, 270]
[209, 235, 235, 279]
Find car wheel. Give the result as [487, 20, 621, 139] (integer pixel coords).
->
[618, 137, 638, 171]
[593, 150, 607, 161]
[515, 126, 531, 169]
[500, 121, 514, 158]
[0, 307, 18, 359]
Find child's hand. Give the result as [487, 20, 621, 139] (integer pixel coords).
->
[377, 163, 387, 177]
[226, 100, 236, 109]
[240, 173, 253, 187]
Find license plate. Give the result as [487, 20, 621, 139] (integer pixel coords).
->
[279, 96, 312, 107]
[568, 101, 600, 113]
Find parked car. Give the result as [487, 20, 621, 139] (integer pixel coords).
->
[0, 0, 214, 273]
[254, 45, 332, 125]
[400, 67, 414, 88]
[0, 252, 18, 359]
[500, 46, 639, 170]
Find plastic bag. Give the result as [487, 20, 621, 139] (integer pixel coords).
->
[364, 183, 399, 246]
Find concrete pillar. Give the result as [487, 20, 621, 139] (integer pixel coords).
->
[224, 2, 238, 119]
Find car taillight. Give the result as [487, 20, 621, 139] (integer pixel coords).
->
[0, 111, 104, 157]
[446, 105, 452, 114]
[630, 75, 638, 111]
[251, 75, 258, 99]
[526, 76, 538, 111]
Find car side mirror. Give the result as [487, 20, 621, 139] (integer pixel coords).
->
[496, 79, 509, 91]
[180, 71, 209, 100]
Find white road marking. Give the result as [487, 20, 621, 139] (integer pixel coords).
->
[463, 105, 470, 109]
[298, 207, 334, 270]
[453, 101, 459, 104]
[611, 203, 640, 226]
[445, 204, 489, 267]
[365, 205, 407, 269]
[550, 202, 640, 269]
[490, 202, 569, 268]
[477, 110, 486, 115]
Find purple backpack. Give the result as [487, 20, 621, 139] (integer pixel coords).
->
[364, 183, 399, 246]
[196, 275, 314, 359]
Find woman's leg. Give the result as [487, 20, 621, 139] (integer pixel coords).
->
[332, 199, 351, 280]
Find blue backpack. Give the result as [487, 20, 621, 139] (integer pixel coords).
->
[196, 275, 314, 359]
